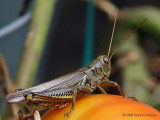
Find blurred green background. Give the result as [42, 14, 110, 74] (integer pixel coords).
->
[0, 0, 160, 119]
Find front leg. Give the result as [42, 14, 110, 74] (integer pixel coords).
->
[99, 78, 138, 101]
[99, 78, 126, 97]
[97, 84, 107, 94]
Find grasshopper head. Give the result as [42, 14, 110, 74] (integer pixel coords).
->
[97, 55, 111, 78]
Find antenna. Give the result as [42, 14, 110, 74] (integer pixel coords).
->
[107, 8, 118, 57]
[109, 18, 147, 61]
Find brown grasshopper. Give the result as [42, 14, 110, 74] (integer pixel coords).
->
[6, 11, 147, 119]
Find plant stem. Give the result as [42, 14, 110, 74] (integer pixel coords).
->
[15, 0, 56, 88]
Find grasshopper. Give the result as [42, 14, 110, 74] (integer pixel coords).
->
[6, 10, 147, 119]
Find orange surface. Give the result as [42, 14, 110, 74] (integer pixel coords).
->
[42, 94, 160, 120]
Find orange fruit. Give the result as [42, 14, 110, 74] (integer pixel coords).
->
[42, 94, 160, 120]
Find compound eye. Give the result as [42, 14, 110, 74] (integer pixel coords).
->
[103, 56, 109, 64]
